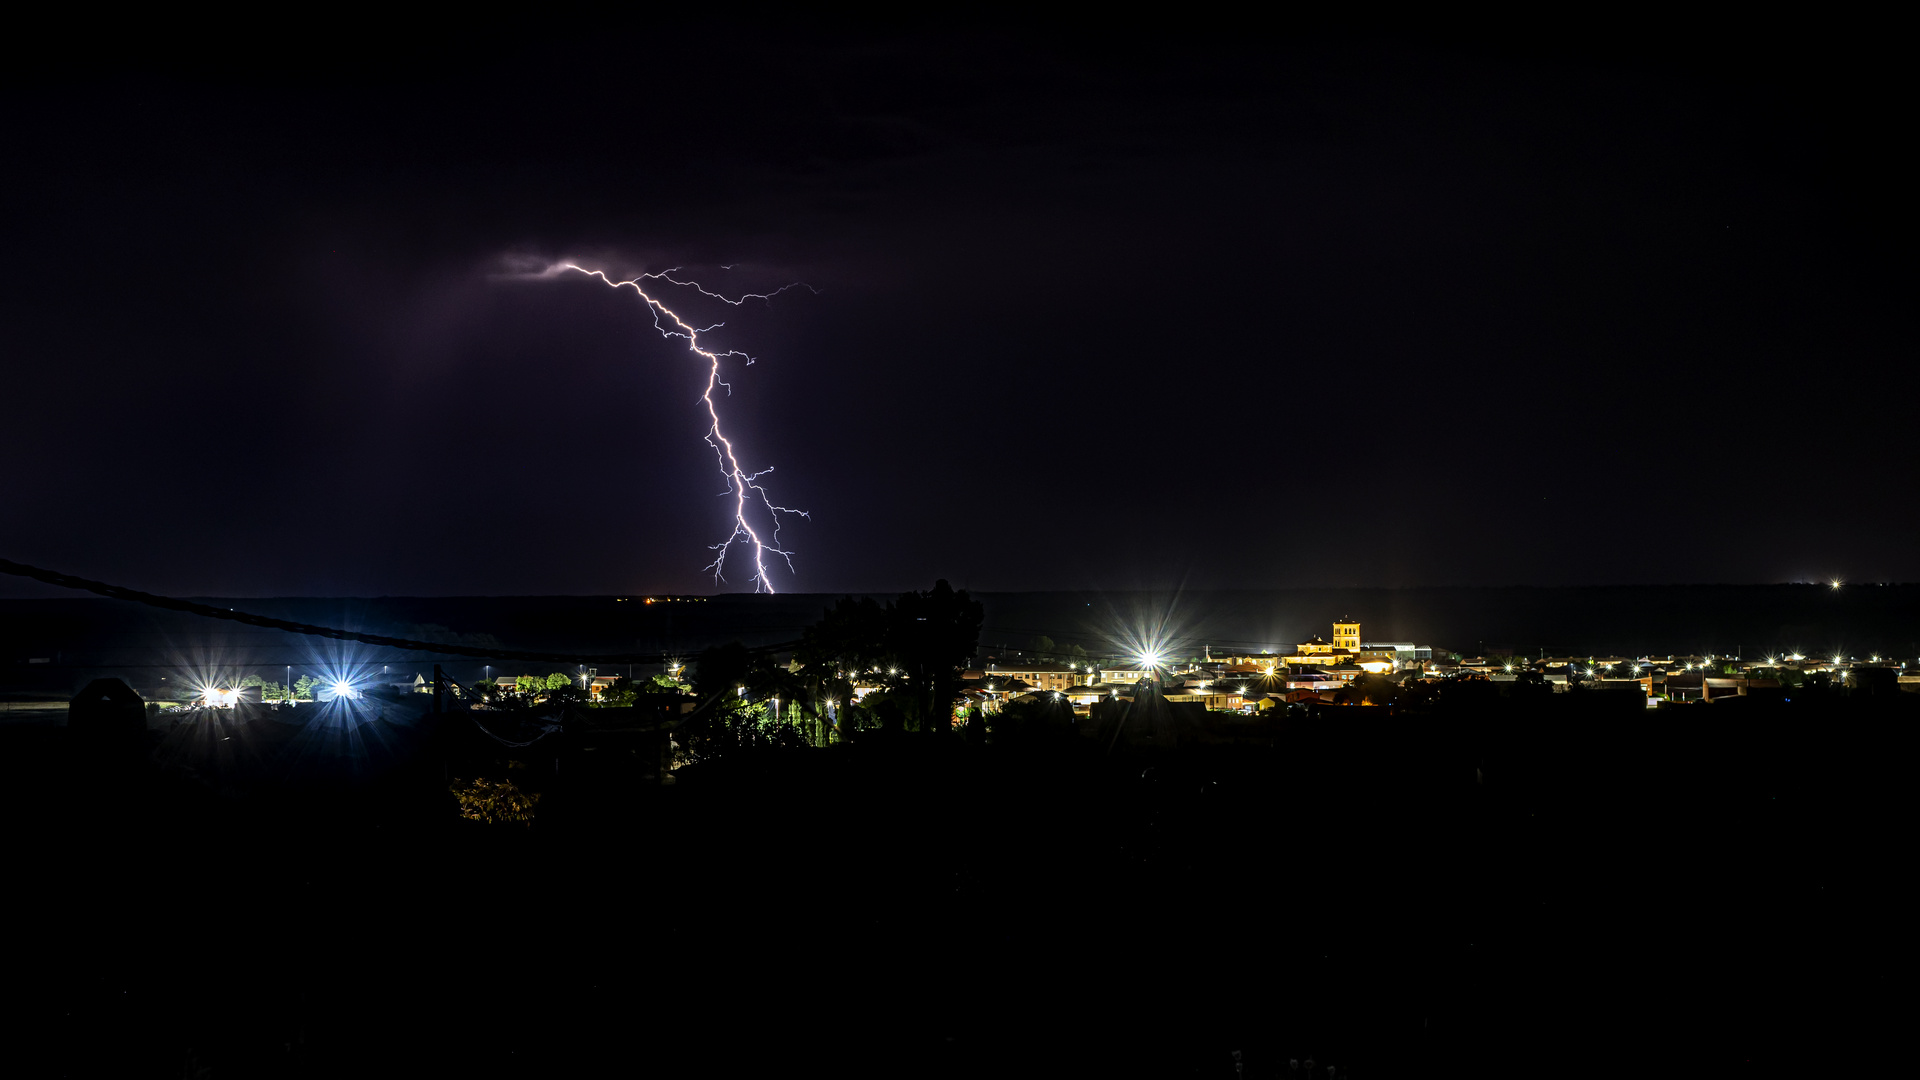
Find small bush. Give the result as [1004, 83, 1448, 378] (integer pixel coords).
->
[450, 777, 540, 827]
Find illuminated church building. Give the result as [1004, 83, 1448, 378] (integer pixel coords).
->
[1287, 621, 1395, 675]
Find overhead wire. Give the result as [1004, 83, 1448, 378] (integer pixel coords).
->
[1, 558, 799, 665]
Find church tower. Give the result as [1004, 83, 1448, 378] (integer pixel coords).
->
[1332, 620, 1361, 652]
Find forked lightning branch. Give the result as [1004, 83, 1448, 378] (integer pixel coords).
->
[557, 263, 811, 593]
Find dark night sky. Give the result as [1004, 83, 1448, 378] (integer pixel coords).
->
[2, 17, 1909, 598]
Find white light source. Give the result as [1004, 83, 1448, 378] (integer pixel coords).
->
[331, 680, 354, 700]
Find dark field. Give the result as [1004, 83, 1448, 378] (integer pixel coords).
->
[4, 687, 1905, 1077]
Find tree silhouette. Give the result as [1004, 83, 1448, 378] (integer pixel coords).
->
[795, 596, 890, 741]
[887, 579, 983, 735]
[692, 642, 755, 707]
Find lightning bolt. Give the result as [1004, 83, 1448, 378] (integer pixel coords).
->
[561, 263, 812, 593]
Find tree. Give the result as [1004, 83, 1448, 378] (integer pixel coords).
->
[692, 642, 756, 707]
[795, 596, 890, 743]
[545, 672, 573, 691]
[293, 674, 319, 700]
[1335, 673, 1400, 706]
[887, 579, 983, 735]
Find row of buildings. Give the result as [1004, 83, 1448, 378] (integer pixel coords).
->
[959, 621, 1432, 712]
[959, 621, 1920, 712]
[469, 620, 1917, 715]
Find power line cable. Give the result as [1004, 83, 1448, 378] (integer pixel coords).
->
[0, 558, 798, 664]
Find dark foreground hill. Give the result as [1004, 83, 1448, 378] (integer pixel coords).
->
[2, 688, 1908, 1078]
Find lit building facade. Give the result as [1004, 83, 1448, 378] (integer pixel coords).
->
[974, 663, 1089, 691]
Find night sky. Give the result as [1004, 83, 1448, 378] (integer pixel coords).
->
[3, 18, 1908, 598]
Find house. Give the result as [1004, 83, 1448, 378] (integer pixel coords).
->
[1596, 676, 1654, 705]
[1367, 642, 1431, 661]
[1325, 662, 1366, 685]
[1164, 689, 1251, 711]
[975, 661, 1088, 692]
[1663, 672, 1704, 701]
[1293, 636, 1337, 658]
[1286, 643, 1358, 668]
[1283, 670, 1335, 691]
[1703, 677, 1779, 702]
[1064, 684, 1121, 708]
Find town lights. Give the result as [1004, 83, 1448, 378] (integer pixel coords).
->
[1830, 579, 1844, 590]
